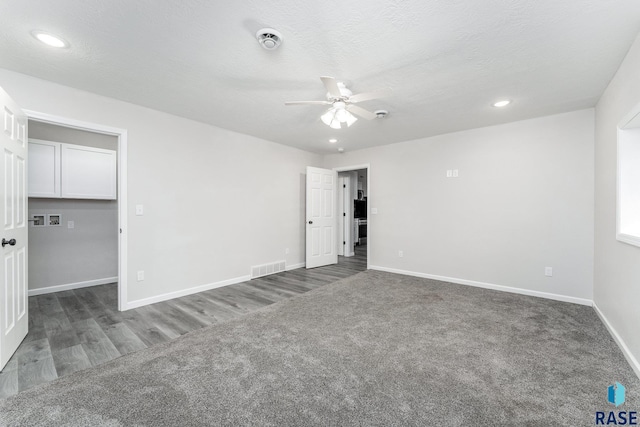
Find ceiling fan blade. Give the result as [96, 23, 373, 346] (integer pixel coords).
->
[320, 76, 343, 98]
[349, 88, 392, 103]
[284, 100, 332, 106]
[346, 104, 377, 120]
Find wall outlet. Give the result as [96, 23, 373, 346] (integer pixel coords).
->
[67, 221, 74, 229]
[446, 170, 452, 178]
[398, 250, 404, 258]
[137, 270, 145, 281]
[135, 204, 144, 216]
[371, 208, 378, 214]
[285, 248, 290, 254]
[545, 267, 553, 277]
[452, 169, 459, 177]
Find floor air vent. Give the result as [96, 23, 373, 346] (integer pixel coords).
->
[251, 260, 286, 279]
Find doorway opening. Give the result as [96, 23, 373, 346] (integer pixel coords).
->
[25, 110, 128, 311]
[335, 165, 370, 269]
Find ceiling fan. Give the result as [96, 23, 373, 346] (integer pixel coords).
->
[285, 76, 391, 129]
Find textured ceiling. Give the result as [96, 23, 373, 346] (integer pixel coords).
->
[1, 0, 639, 153]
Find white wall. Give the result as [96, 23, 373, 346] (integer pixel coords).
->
[0, 69, 322, 307]
[594, 34, 640, 376]
[28, 199, 118, 291]
[325, 109, 595, 303]
[28, 122, 118, 292]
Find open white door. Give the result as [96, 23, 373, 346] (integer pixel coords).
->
[306, 166, 338, 269]
[0, 87, 28, 371]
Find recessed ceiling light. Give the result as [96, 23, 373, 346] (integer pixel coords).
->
[329, 138, 337, 143]
[493, 100, 511, 108]
[31, 31, 68, 48]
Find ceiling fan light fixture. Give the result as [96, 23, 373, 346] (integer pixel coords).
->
[321, 109, 336, 126]
[345, 112, 358, 127]
[329, 119, 342, 129]
[335, 108, 349, 122]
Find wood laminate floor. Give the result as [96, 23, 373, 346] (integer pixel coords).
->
[0, 247, 367, 399]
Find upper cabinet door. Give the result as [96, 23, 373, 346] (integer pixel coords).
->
[61, 143, 117, 200]
[28, 139, 61, 198]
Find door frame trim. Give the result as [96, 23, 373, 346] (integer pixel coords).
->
[332, 164, 370, 269]
[24, 110, 128, 311]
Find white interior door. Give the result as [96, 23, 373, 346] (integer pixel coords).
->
[306, 166, 337, 269]
[0, 87, 28, 371]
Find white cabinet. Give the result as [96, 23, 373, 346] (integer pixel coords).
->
[28, 140, 117, 200]
[61, 144, 116, 199]
[28, 139, 61, 198]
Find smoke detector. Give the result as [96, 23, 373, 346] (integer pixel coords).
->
[375, 110, 389, 119]
[256, 28, 283, 50]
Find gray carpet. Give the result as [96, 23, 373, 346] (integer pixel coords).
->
[1, 270, 638, 426]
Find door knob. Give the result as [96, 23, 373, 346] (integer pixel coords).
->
[308, 221, 313, 224]
[2, 238, 16, 247]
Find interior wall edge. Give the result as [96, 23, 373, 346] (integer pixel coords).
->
[593, 302, 640, 380]
[369, 265, 593, 306]
[123, 274, 251, 311]
[28, 277, 118, 297]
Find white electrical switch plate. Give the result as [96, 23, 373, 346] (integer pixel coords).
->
[68, 221, 74, 229]
[446, 170, 452, 178]
[285, 248, 290, 254]
[545, 267, 553, 277]
[371, 208, 378, 214]
[453, 169, 459, 177]
[398, 250, 404, 257]
[136, 204, 144, 216]
[137, 271, 145, 281]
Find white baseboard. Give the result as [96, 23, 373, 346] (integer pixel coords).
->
[124, 275, 251, 311]
[125, 261, 306, 311]
[286, 262, 305, 271]
[368, 266, 593, 306]
[28, 277, 118, 296]
[593, 302, 640, 379]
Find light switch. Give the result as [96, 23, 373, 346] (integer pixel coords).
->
[68, 221, 74, 229]
[452, 169, 459, 177]
[446, 170, 452, 178]
[136, 204, 144, 216]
